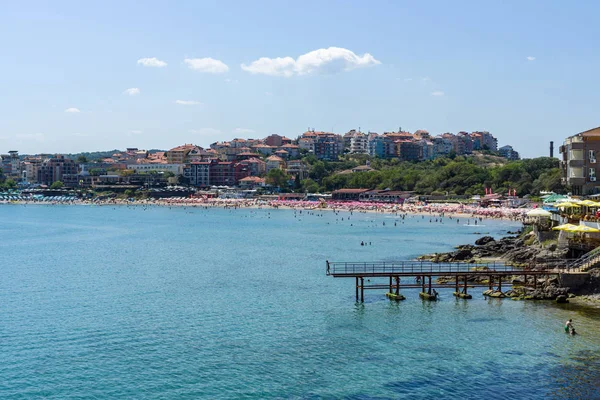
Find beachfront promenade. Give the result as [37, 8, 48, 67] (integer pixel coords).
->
[326, 260, 565, 302]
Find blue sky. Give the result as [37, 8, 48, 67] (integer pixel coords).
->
[1, 0, 599, 157]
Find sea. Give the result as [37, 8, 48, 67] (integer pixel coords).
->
[1, 205, 599, 399]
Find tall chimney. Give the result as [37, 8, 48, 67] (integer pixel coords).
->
[550, 141, 554, 158]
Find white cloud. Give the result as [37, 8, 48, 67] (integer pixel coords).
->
[124, 88, 140, 96]
[265, 91, 273, 96]
[137, 57, 167, 67]
[224, 78, 238, 84]
[190, 128, 221, 135]
[65, 107, 80, 113]
[431, 91, 445, 96]
[233, 128, 255, 134]
[422, 77, 432, 82]
[130, 130, 142, 134]
[403, 78, 413, 82]
[72, 132, 88, 137]
[175, 100, 201, 105]
[184, 57, 229, 73]
[527, 56, 536, 61]
[241, 47, 380, 77]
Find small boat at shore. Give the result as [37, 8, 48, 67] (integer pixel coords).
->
[386, 292, 406, 301]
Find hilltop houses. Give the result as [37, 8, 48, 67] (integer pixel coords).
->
[3, 127, 516, 191]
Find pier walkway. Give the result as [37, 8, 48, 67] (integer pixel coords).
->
[326, 260, 564, 302]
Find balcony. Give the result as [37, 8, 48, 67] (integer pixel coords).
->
[568, 159, 584, 167]
[567, 177, 585, 185]
[569, 142, 585, 150]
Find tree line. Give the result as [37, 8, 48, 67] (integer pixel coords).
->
[290, 154, 564, 196]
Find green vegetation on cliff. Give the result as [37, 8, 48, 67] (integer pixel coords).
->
[301, 154, 563, 196]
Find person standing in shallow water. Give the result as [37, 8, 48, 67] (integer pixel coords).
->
[565, 319, 573, 333]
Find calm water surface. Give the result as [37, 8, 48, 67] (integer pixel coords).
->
[1, 205, 599, 399]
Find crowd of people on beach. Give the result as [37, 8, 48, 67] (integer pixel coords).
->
[1, 195, 529, 221]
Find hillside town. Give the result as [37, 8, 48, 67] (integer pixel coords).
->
[1, 129, 519, 192]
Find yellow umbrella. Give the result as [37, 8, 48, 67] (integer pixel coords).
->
[579, 200, 599, 206]
[566, 225, 600, 233]
[556, 202, 581, 208]
[552, 223, 577, 231]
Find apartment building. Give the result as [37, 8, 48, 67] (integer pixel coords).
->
[560, 127, 600, 195]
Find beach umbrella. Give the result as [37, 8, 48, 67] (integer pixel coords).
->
[526, 209, 552, 217]
[552, 223, 577, 231]
[566, 225, 600, 233]
[556, 202, 581, 208]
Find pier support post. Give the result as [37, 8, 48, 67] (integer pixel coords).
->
[389, 276, 393, 293]
[395, 276, 400, 296]
[455, 276, 459, 293]
[356, 277, 359, 302]
[360, 277, 364, 302]
[533, 275, 537, 289]
[489, 275, 493, 290]
[463, 276, 468, 295]
[498, 276, 502, 292]
[428, 276, 432, 295]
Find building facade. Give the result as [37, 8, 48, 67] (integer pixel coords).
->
[560, 127, 600, 195]
[37, 155, 78, 185]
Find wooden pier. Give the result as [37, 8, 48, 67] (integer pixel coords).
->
[326, 260, 562, 302]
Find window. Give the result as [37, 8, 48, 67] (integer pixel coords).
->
[590, 168, 597, 181]
[590, 150, 597, 163]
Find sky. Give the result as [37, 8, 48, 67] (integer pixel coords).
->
[1, 0, 599, 158]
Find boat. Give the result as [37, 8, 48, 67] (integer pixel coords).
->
[386, 292, 406, 301]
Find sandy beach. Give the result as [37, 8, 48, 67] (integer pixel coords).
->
[1, 197, 530, 222]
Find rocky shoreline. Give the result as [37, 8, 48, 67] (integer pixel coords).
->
[417, 228, 600, 302]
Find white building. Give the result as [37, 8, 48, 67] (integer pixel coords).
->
[126, 164, 183, 175]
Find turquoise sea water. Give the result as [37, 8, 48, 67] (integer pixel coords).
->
[1, 205, 599, 399]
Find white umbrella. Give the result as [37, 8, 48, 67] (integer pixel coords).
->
[526, 209, 552, 217]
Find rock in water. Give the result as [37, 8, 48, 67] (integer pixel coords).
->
[475, 236, 495, 246]
[556, 295, 568, 303]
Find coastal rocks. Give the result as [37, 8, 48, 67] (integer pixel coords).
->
[475, 236, 495, 246]
[556, 295, 569, 303]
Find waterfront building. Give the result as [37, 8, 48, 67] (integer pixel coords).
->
[37, 155, 78, 185]
[560, 126, 600, 195]
[184, 162, 211, 187]
[21, 158, 43, 183]
[238, 176, 266, 189]
[331, 188, 371, 201]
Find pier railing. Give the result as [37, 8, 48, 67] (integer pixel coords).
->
[326, 260, 570, 277]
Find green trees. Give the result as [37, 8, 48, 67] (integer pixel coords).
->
[296, 155, 564, 196]
[266, 169, 290, 190]
[50, 181, 64, 189]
